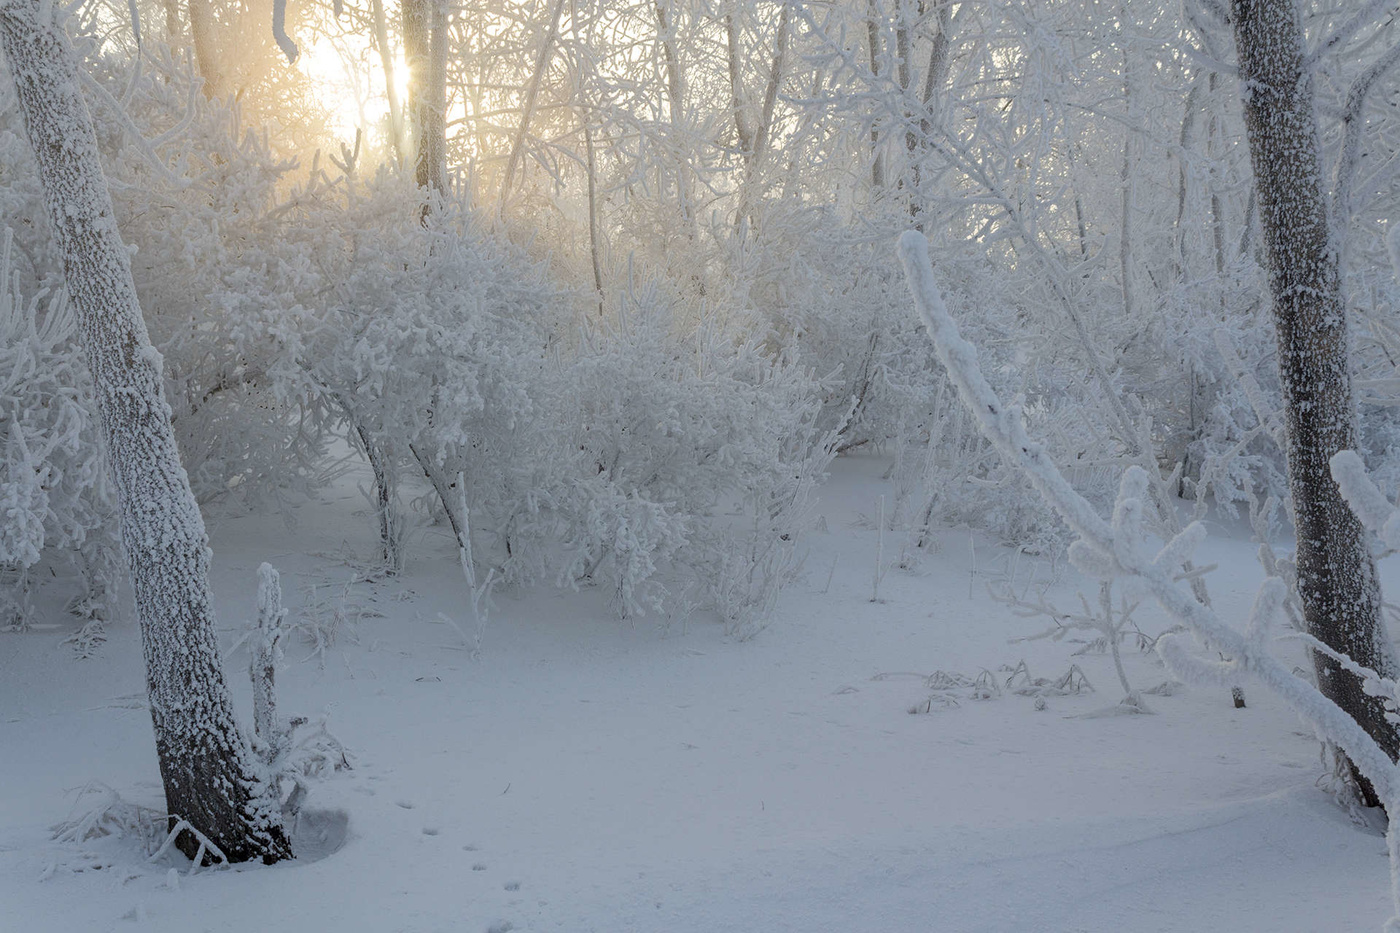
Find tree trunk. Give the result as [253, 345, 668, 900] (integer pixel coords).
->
[163, 0, 181, 42]
[0, 0, 291, 861]
[654, 0, 696, 238]
[865, 0, 884, 190]
[188, 0, 222, 99]
[1230, 0, 1400, 806]
[370, 0, 405, 163]
[909, 0, 951, 228]
[403, 0, 445, 194]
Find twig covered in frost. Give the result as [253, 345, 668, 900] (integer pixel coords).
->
[898, 230, 1400, 928]
[999, 579, 1145, 704]
[871, 495, 887, 603]
[250, 563, 288, 765]
[1333, 451, 1400, 555]
[149, 818, 228, 874]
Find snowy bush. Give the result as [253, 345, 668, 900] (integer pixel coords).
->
[551, 279, 839, 630]
[0, 232, 118, 631]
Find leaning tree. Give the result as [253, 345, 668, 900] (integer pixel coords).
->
[0, 0, 291, 862]
[1228, 0, 1400, 805]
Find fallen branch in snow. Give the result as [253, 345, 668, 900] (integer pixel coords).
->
[149, 818, 228, 874]
[898, 229, 1400, 930]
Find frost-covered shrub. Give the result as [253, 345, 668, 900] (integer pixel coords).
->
[0, 234, 118, 629]
[546, 280, 839, 629]
[292, 182, 559, 577]
[294, 196, 837, 629]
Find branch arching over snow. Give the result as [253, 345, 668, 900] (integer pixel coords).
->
[898, 228, 1400, 927]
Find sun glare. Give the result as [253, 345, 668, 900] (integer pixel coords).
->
[297, 32, 409, 155]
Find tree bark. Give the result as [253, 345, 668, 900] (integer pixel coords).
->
[370, 0, 405, 163]
[404, 0, 445, 194]
[0, 0, 291, 861]
[654, 0, 696, 237]
[1230, 0, 1400, 806]
[865, 0, 884, 190]
[188, 0, 222, 99]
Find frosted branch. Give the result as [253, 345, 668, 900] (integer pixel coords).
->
[1332, 450, 1400, 552]
[898, 228, 1399, 808]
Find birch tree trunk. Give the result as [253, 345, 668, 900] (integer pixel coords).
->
[0, 0, 291, 861]
[1230, 0, 1400, 806]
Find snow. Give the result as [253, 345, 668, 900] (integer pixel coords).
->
[1, 454, 1397, 931]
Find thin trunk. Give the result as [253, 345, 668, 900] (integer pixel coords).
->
[1119, 133, 1133, 319]
[424, 0, 447, 192]
[654, 0, 695, 237]
[404, 0, 444, 194]
[1238, 186, 1256, 260]
[189, 0, 222, 98]
[500, 0, 566, 206]
[1074, 192, 1088, 259]
[1119, 30, 1134, 323]
[353, 422, 401, 573]
[1207, 73, 1226, 275]
[0, 0, 289, 862]
[750, 3, 790, 168]
[584, 115, 605, 314]
[371, 0, 405, 163]
[725, 6, 753, 159]
[1230, 0, 1399, 807]
[734, 1, 791, 232]
[893, 0, 911, 206]
[250, 563, 284, 764]
[866, 0, 884, 190]
[163, 0, 181, 41]
[910, 0, 951, 228]
[1175, 82, 1201, 272]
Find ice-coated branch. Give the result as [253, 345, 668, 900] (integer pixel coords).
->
[898, 226, 1400, 822]
[1333, 450, 1400, 553]
[271, 0, 298, 64]
[1304, 0, 1400, 69]
[250, 562, 288, 765]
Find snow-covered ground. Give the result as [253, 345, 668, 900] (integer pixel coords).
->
[1, 455, 1393, 932]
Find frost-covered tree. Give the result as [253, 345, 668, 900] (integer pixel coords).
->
[0, 0, 290, 862]
[1229, 0, 1400, 804]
